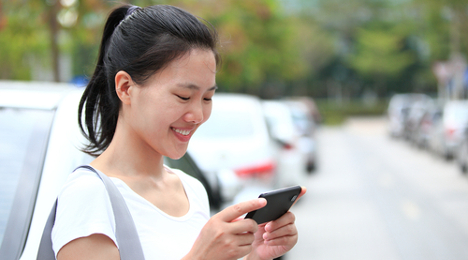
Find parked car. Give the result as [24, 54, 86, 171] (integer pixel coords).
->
[428, 100, 468, 159]
[405, 97, 435, 146]
[284, 96, 322, 125]
[387, 94, 411, 138]
[387, 93, 431, 139]
[415, 101, 443, 149]
[188, 93, 279, 200]
[284, 99, 318, 173]
[262, 100, 308, 187]
[456, 130, 468, 174]
[0, 81, 226, 259]
[0, 81, 93, 260]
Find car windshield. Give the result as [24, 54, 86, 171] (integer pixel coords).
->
[195, 110, 255, 138]
[0, 107, 54, 246]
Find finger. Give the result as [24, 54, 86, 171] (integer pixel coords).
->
[265, 212, 295, 232]
[231, 216, 244, 222]
[218, 198, 267, 222]
[230, 218, 258, 235]
[298, 186, 307, 199]
[263, 233, 298, 247]
[263, 222, 297, 241]
[236, 231, 256, 246]
[291, 186, 307, 207]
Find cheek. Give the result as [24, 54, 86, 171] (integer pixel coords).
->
[202, 104, 213, 124]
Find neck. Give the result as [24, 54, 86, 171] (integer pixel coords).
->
[91, 119, 165, 178]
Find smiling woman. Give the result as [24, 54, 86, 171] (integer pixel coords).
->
[47, 3, 304, 260]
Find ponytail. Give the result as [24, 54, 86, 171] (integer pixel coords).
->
[78, 5, 135, 156]
[79, 4, 220, 156]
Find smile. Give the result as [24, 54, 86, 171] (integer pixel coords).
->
[172, 127, 191, 136]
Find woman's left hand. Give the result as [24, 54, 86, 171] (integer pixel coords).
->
[244, 187, 306, 260]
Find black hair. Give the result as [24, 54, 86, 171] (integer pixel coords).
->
[78, 4, 220, 156]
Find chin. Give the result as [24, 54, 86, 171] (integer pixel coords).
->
[165, 150, 187, 160]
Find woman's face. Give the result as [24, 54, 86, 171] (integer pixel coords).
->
[125, 48, 217, 159]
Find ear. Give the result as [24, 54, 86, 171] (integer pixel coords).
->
[115, 71, 134, 105]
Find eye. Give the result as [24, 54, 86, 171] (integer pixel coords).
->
[204, 97, 212, 101]
[177, 95, 190, 101]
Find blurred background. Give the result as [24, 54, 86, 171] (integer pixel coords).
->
[4, 0, 468, 115]
[3, 0, 468, 259]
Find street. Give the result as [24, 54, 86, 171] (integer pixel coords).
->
[285, 117, 468, 260]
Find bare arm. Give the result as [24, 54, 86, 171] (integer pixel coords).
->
[57, 234, 120, 260]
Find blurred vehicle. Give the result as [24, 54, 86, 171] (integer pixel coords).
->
[405, 97, 435, 146]
[415, 101, 443, 149]
[0, 81, 226, 259]
[262, 100, 307, 187]
[0, 81, 93, 260]
[284, 99, 318, 173]
[387, 94, 410, 138]
[284, 96, 322, 125]
[456, 129, 468, 174]
[428, 100, 468, 160]
[188, 93, 279, 203]
[387, 93, 431, 139]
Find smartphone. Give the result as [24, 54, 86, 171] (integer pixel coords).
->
[245, 185, 302, 225]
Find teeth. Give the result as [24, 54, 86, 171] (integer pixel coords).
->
[172, 128, 190, 136]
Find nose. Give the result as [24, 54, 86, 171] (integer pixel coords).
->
[184, 101, 205, 124]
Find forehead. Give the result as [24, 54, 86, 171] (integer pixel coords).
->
[143, 49, 216, 88]
[169, 49, 216, 70]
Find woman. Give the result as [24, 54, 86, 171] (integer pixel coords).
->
[52, 4, 306, 260]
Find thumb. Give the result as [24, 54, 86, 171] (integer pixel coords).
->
[218, 198, 267, 222]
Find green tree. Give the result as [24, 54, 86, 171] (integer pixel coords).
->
[0, 0, 49, 80]
[154, 0, 308, 96]
[347, 25, 416, 95]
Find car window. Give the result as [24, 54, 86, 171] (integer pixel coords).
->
[0, 108, 54, 254]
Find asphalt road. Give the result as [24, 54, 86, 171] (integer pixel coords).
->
[285, 117, 468, 260]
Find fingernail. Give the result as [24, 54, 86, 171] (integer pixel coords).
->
[258, 198, 267, 206]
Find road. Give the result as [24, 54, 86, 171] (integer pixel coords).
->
[285, 117, 468, 260]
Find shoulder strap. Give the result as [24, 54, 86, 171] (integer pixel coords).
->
[36, 165, 146, 260]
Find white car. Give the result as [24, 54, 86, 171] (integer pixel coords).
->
[0, 81, 93, 260]
[429, 100, 468, 159]
[284, 99, 318, 173]
[188, 93, 278, 203]
[0, 80, 226, 259]
[262, 100, 308, 187]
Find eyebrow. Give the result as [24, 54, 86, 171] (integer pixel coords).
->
[178, 84, 218, 91]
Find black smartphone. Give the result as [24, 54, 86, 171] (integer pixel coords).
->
[245, 185, 302, 225]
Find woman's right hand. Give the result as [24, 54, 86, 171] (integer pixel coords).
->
[184, 198, 267, 260]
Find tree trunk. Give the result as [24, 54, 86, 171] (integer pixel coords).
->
[49, 1, 60, 82]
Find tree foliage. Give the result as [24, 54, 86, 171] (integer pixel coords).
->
[1, 0, 468, 99]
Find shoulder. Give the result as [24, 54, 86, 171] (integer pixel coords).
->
[52, 167, 117, 255]
[56, 167, 113, 217]
[58, 167, 108, 199]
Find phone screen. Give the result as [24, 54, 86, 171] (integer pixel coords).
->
[245, 185, 301, 224]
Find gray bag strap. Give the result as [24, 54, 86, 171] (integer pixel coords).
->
[36, 165, 145, 260]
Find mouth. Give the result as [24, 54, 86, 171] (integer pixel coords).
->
[171, 127, 194, 143]
[171, 127, 192, 136]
